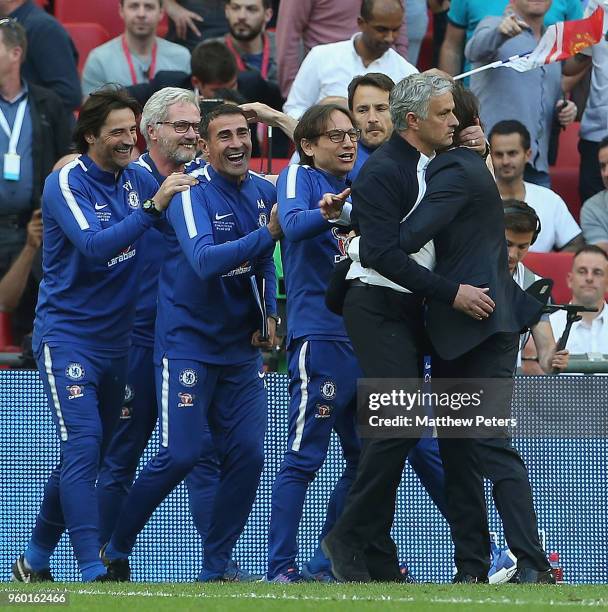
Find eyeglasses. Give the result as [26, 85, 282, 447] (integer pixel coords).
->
[319, 128, 362, 143]
[156, 121, 200, 134]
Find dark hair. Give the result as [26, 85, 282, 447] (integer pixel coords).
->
[74, 86, 141, 154]
[199, 103, 248, 139]
[294, 104, 356, 167]
[451, 84, 480, 141]
[503, 199, 539, 235]
[120, 0, 163, 5]
[360, 0, 403, 21]
[489, 120, 531, 151]
[574, 244, 608, 262]
[598, 135, 608, 154]
[224, 0, 271, 9]
[191, 40, 238, 85]
[0, 18, 27, 62]
[347, 73, 395, 110]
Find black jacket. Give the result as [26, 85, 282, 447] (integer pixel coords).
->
[354, 132, 460, 305]
[29, 83, 72, 209]
[397, 146, 543, 359]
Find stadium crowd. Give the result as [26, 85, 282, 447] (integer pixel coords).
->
[1, 0, 607, 587]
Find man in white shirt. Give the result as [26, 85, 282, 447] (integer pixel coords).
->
[283, 0, 417, 119]
[489, 120, 584, 253]
[82, 0, 191, 97]
[549, 245, 608, 355]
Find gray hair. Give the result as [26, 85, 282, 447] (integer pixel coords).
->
[390, 74, 453, 132]
[140, 87, 199, 147]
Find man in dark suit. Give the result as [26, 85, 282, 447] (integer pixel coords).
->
[321, 73, 499, 582]
[392, 85, 553, 584]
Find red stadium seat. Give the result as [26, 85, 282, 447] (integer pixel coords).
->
[549, 166, 581, 221]
[54, 0, 124, 39]
[554, 121, 581, 169]
[523, 251, 574, 304]
[249, 158, 291, 175]
[0, 312, 20, 354]
[64, 22, 110, 75]
[417, 10, 435, 71]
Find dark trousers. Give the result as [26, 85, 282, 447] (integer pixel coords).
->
[434, 332, 549, 577]
[579, 139, 604, 205]
[330, 284, 424, 581]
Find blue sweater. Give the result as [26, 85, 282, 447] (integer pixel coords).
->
[33, 156, 159, 355]
[155, 165, 278, 365]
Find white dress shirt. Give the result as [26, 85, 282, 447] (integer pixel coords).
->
[347, 151, 435, 293]
[549, 302, 608, 355]
[283, 34, 418, 119]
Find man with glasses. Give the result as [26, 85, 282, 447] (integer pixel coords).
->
[267, 104, 362, 583]
[12, 86, 196, 583]
[0, 18, 71, 344]
[96, 88, 254, 581]
[101, 104, 282, 582]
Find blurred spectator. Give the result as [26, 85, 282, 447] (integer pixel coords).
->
[0, 209, 41, 319]
[218, 1, 278, 91]
[466, 0, 577, 188]
[128, 39, 276, 107]
[82, 0, 191, 98]
[276, 0, 409, 98]
[490, 120, 583, 253]
[549, 245, 608, 354]
[502, 200, 569, 375]
[284, 0, 417, 119]
[347, 72, 395, 177]
[0, 0, 81, 112]
[164, 0, 229, 51]
[580, 137, 608, 253]
[0, 18, 71, 342]
[439, 0, 581, 76]
[405, 0, 428, 66]
[563, 0, 608, 204]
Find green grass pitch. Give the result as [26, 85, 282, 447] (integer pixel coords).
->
[1, 582, 607, 611]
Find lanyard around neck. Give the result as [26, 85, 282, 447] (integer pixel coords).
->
[225, 33, 270, 80]
[122, 36, 158, 85]
[0, 97, 27, 154]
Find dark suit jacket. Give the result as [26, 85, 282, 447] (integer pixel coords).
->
[354, 132, 460, 305]
[398, 146, 543, 360]
[29, 83, 72, 210]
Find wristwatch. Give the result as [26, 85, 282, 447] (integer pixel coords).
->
[269, 313, 281, 325]
[142, 199, 162, 218]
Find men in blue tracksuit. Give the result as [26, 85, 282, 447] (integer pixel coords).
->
[102, 104, 282, 581]
[267, 104, 362, 583]
[95, 88, 224, 567]
[12, 87, 196, 583]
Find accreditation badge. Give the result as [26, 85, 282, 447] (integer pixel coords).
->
[3, 152, 20, 181]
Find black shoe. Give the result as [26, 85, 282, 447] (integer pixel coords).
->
[99, 543, 131, 582]
[453, 572, 489, 584]
[12, 555, 54, 583]
[508, 567, 556, 584]
[321, 535, 371, 582]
